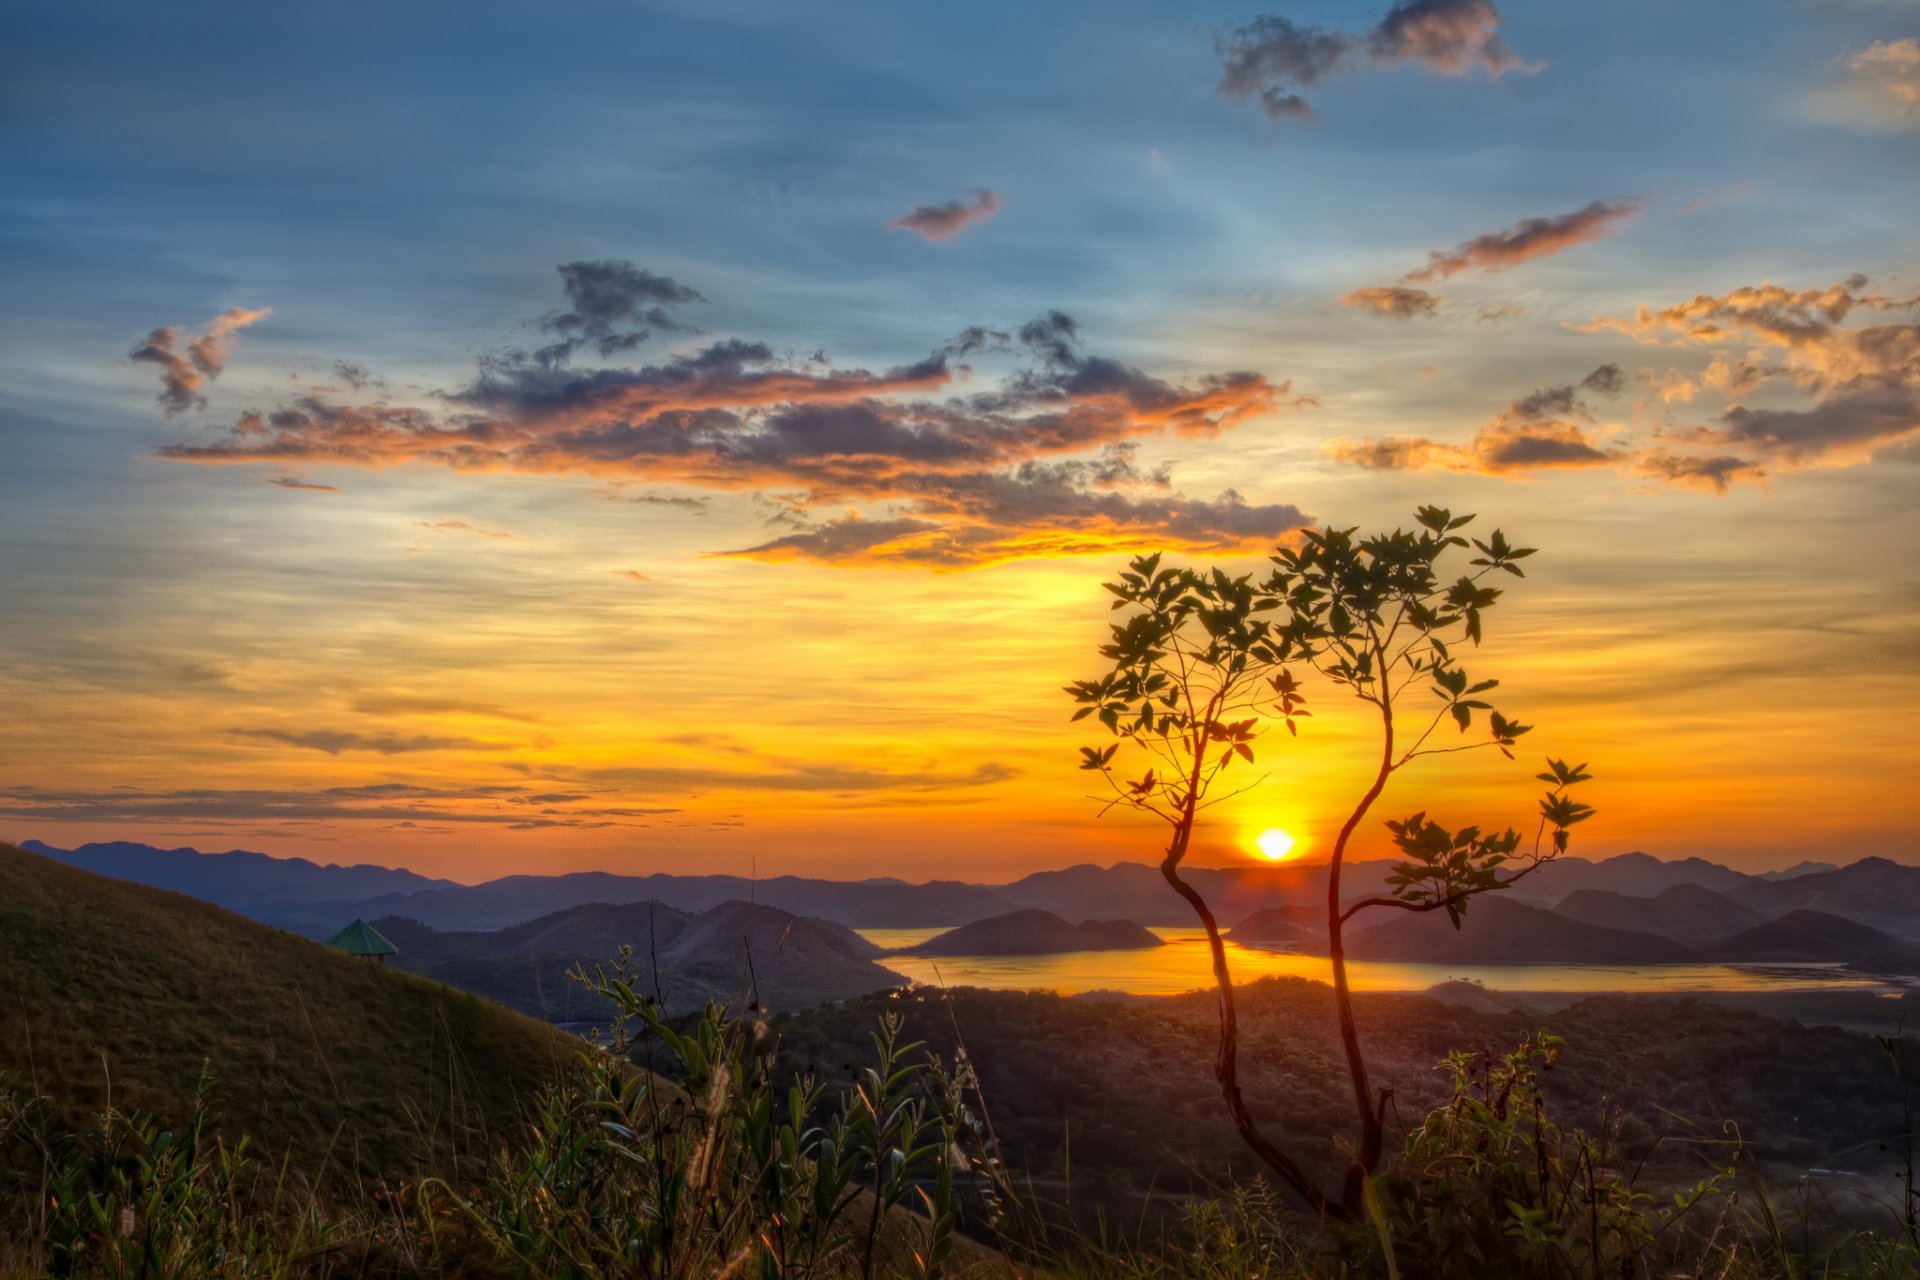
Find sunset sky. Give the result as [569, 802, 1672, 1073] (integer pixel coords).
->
[3, 0, 1917, 882]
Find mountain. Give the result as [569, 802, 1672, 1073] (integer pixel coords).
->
[1705, 910, 1898, 963]
[307, 869, 1017, 934]
[1759, 861, 1839, 881]
[904, 909, 1163, 957]
[377, 899, 906, 1019]
[16, 837, 452, 921]
[1497, 851, 1756, 905]
[1728, 858, 1920, 937]
[1341, 896, 1702, 964]
[0, 842, 574, 1184]
[1552, 883, 1764, 947]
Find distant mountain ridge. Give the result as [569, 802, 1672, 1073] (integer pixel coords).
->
[17, 838, 1919, 969]
[18, 838, 453, 918]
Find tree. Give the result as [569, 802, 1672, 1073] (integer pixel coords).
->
[1065, 507, 1595, 1220]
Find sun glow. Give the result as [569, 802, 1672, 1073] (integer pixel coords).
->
[1254, 828, 1297, 862]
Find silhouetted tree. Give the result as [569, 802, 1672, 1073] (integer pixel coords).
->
[1066, 507, 1594, 1219]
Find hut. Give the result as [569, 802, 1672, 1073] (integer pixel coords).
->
[325, 918, 398, 963]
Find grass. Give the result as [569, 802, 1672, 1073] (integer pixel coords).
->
[0, 841, 578, 1184]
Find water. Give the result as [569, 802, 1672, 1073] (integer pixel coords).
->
[855, 926, 1895, 997]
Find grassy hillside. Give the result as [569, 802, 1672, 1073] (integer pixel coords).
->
[0, 842, 579, 1184]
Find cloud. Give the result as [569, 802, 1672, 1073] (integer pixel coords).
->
[888, 190, 1000, 240]
[0, 782, 674, 829]
[1339, 285, 1442, 319]
[129, 307, 270, 413]
[264, 475, 339, 492]
[1635, 451, 1768, 495]
[1848, 37, 1920, 114]
[331, 360, 376, 390]
[536, 260, 704, 364]
[1404, 198, 1644, 281]
[1583, 275, 1920, 468]
[581, 759, 1020, 795]
[1328, 363, 1625, 476]
[1477, 303, 1527, 324]
[418, 519, 516, 539]
[1216, 0, 1536, 123]
[157, 264, 1312, 567]
[229, 727, 511, 754]
[348, 693, 539, 721]
[1340, 276, 1920, 492]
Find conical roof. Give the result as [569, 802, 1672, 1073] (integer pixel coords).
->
[326, 918, 398, 957]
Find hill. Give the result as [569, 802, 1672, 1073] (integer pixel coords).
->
[904, 909, 1163, 956]
[0, 842, 576, 1184]
[378, 898, 907, 1018]
[1552, 882, 1764, 947]
[16, 837, 452, 922]
[1705, 910, 1898, 962]
[1227, 904, 1326, 948]
[1340, 895, 1702, 964]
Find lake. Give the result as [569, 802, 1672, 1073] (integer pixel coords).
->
[854, 926, 1900, 997]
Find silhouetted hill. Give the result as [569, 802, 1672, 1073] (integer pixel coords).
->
[1728, 858, 1920, 937]
[1341, 896, 1702, 964]
[16, 837, 452, 922]
[1227, 905, 1326, 948]
[0, 842, 573, 1184]
[904, 909, 1162, 956]
[1553, 882, 1764, 947]
[1706, 910, 1898, 963]
[378, 899, 904, 1018]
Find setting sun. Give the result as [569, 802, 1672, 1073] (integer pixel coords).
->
[1255, 828, 1297, 862]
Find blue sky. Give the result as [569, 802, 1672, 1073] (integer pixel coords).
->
[2, 0, 1916, 878]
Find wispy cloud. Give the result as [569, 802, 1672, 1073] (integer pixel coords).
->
[418, 520, 516, 539]
[1339, 285, 1442, 319]
[1404, 198, 1644, 281]
[0, 782, 677, 830]
[264, 475, 339, 492]
[229, 727, 512, 754]
[888, 189, 1000, 240]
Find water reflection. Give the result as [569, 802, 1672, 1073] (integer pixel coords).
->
[855, 927, 1892, 997]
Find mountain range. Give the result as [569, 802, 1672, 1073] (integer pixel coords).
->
[16, 838, 1920, 971]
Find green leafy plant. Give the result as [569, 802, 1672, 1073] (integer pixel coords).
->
[1067, 508, 1595, 1218]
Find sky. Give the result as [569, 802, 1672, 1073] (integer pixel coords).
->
[2, 0, 1917, 883]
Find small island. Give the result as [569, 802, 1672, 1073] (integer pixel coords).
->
[902, 908, 1163, 956]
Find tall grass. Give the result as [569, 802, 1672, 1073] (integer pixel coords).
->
[2, 960, 1914, 1278]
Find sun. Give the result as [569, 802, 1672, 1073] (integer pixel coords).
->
[1254, 828, 1297, 862]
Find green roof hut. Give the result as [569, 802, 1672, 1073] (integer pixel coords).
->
[326, 918, 398, 963]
